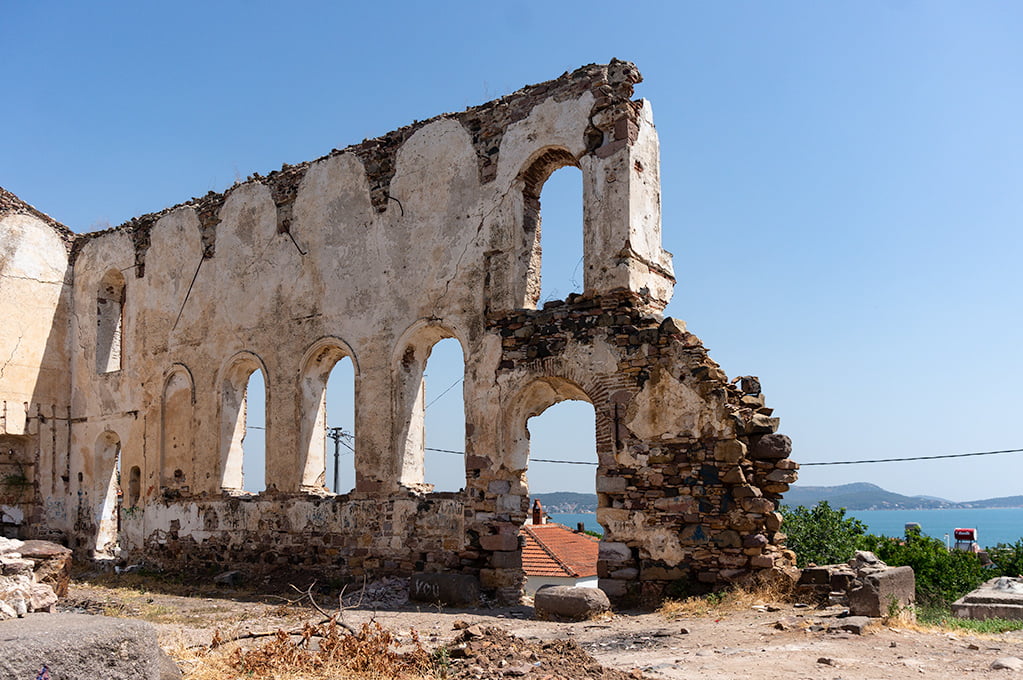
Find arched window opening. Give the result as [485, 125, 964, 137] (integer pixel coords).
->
[537, 167, 584, 305]
[520, 149, 582, 309]
[324, 357, 356, 494]
[96, 269, 126, 373]
[221, 354, 267, 494]
[422, 338, 466, 493]
[242, 370, 266, 493]
[299, 342, 357, 494]
[94, 431, 122, 558]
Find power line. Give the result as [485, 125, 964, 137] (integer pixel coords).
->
[247, 423, 1023, 469]
[425, 446, 596, 465]
[425, 377, 463, 409]
[801, 447, 1023, 466]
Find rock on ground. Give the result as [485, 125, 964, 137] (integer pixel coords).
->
[0, 612, 181, 680]
[534, 585, 610, 621]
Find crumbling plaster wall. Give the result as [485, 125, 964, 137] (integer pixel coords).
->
[7, 61, 798, 602]
[0, 191, 74, 540]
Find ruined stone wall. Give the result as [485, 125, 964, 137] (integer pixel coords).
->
[2, 61, 798, 602]
[0, 190, 75, 541]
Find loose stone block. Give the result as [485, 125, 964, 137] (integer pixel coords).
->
[534, 585, 610, 621]
[848, 566, 916, 617]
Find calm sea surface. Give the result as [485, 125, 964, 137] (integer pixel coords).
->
[551, 508, 1023, 549]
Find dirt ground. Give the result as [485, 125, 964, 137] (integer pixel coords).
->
[62, 574, 1023, 679]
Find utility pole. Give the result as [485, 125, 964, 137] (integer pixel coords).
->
[326, 427, 344, 493]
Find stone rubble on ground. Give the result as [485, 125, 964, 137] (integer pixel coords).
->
[797, 550, 915, 618]
[340, 576, 410, 609]
[0, 537, 71, 620]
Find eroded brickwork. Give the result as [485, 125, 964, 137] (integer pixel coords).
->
[0, 60, 797, 603]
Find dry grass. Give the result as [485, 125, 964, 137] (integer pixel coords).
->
[658, 579, 795, 620]
[173, 621, 437, 680]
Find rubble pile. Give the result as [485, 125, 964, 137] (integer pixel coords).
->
[0, 537, 72, 619]
[797, 550, 915, 618]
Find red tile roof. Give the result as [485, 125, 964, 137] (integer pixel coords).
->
[521, 523, 599, 579]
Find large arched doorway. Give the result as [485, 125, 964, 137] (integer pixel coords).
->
[505, 377, 602, 597]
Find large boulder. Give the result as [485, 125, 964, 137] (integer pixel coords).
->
[409, 573, 480, 607]
[0, 613, 181, 679]
[534, 586, 610, 621]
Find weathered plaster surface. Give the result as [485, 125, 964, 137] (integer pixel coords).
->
[0, 61, 798, 602]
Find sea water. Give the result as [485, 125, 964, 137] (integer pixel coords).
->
[847, 508, 1023, 549]
[551, 508, 1023, 549]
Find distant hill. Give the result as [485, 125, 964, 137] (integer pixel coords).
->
[536, 484, 957, 513]
[534, 485, 1023, 513]
[961, 495, 1023, 508]
[533, 492, 597, 513]
[781, 483, 1023, 511]
[781, 483, 958, 510]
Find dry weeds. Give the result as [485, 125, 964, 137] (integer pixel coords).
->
[176, 621, 435, 680]
[657, 580, 795, 620]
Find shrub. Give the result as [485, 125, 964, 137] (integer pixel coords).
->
[779, 501, 867, 567]
[988, 539, 1023, 577]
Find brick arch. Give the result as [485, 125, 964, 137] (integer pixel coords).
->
[297, 336, 359, 491]
[517, 146, 581, 309]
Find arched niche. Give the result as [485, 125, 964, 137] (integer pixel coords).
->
[93, 430, 122, 558]
[160, 365, 195, 493]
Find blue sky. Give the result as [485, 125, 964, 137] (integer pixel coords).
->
[3, 2, 1021, 501]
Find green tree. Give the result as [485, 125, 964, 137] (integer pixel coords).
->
[988, 539, 1023, 577]
[779, 501, 867, 567]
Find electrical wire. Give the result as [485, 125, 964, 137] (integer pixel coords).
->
[800, 447, 1023, 466]
[425, 377, 463, 409]
[246, 425, 1023, 468]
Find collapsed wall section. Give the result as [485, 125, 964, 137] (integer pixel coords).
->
[470, 291, 797, 602]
